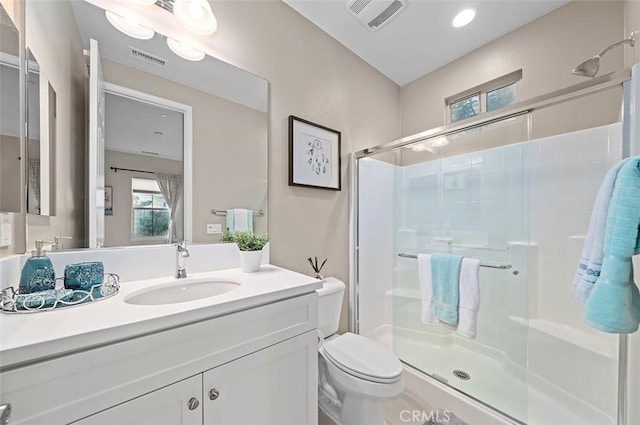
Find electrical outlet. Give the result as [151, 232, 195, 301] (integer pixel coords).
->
[207, 223, 222, 235]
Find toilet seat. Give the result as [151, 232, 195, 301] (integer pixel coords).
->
[321, 333, 402, 384]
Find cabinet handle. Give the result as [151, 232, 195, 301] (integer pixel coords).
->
[187, 397, 199, 411]
[208, 388, 220, 401]
[0, 403, 11, 425]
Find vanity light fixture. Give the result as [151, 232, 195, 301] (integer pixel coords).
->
[105, 10, 155, 40]
[130, 0, 158, 6]
[452, 8, 476, 28]
[166, 37, 205, 61]
[173, 0, 218, 35]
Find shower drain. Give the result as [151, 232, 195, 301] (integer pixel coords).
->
[452, 369, 471, 380]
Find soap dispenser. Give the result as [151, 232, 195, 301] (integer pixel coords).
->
[19, 240, 56, 294]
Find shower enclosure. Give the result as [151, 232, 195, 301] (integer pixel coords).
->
[351, 69, 636, 425]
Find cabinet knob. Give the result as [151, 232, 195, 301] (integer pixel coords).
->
[187, 397, 199, 411]
[209, 388, 220, 401]
[0, 403, 11, 425]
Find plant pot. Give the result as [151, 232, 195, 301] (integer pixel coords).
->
[239, 250, 263, 273]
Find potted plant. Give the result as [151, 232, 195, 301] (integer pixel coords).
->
[221, 232, 269, 273]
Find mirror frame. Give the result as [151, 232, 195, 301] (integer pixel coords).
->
[104, 82, 193, 244]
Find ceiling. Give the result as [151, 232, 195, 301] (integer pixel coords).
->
[283, 0, 569, 86]
[105, 93, 183, 161]
[71, 0, 268, 112]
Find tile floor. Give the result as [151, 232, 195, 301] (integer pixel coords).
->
[319, 390, 434, 425]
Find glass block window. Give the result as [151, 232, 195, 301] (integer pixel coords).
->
[131, 178, 169, 239]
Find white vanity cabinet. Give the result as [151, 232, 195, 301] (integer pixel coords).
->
[73, 375, 203, 425]
[1, 293, 318, 425]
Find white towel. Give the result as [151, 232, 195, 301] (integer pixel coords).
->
[226, 209, 253, 233]
[418, 254, 481, 338]
[418, 254, 439, 325]
[457, 258, 481, 338]
[572, 158, 631, 303]
[234, 209, 250, 233]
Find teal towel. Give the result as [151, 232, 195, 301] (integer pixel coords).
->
[226, 209, 234, 232]
[431, 254, 464, 326]
[585, 158, 640, 333]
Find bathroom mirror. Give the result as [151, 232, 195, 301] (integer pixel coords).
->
[25, 49, 57, 216]
[25, 0, 269, 248]
[0, 1, 22, 213]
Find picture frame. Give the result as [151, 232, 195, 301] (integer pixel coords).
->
[105, 186, 113, 216]
[289, 115, 341, 191]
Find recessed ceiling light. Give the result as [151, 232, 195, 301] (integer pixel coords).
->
[160, 114, 167, 118]
[452, 8, 476, 28]
[105, 10, 154, 40]
[166, 37, 205, 61]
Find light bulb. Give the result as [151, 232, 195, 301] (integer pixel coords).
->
[187, 2, 206, 20]
[105, 10, 155, 40]
[173, 0, 217, 35]
[167, 37, 205, 61]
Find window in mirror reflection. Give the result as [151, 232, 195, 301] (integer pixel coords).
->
[132, 178, 170, 239]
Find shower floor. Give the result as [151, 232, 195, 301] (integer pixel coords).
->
[367, 325, 614, 425]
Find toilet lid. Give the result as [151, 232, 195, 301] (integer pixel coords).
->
[322, 333, 402, 384]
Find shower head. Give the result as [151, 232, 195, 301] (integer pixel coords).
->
[572, 31, 637, 78]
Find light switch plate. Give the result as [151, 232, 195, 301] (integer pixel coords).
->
[207, 223, 222, 235]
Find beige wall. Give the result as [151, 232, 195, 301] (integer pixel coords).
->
[101, 59, 269, 244]
[401, 1, 625, 138]
[104, 150, 183, 247]
[24, 0, 86, 249]
[203, 1, 402, 331]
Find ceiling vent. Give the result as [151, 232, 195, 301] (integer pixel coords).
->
[346, 0, 406, 32]
[129, 46, 167, 67]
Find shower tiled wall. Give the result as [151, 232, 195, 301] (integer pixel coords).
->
[528, 123, 621, 332]
[359, 122, 623, 361]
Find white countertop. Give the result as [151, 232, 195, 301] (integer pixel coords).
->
[0, 265, 321, 370]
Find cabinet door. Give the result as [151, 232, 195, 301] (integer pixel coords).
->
[203, 331, 318, 425]
[73, 375, 202, 425]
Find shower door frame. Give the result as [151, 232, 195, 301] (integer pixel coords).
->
[349, 68, 633, 424]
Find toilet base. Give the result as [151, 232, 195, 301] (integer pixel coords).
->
[339, 394, 385, 425]
[318, 354, 395, 425]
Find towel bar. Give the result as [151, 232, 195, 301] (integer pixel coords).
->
[398, 253, 512, 270]
[211, 209, 265, 216]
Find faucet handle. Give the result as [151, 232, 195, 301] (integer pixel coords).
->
[177, 240, 187, 250]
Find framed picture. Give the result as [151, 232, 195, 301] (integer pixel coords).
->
[105, 186, 113, 216]
[289, 115, 341, 191]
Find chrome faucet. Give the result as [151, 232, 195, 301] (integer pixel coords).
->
[176, 241, 190, 279]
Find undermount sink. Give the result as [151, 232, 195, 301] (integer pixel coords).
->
[124, 278, 240, 306]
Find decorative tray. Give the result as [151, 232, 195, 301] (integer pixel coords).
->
[0, 273, 119, 314]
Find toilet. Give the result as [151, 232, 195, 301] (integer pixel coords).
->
[316, 277, 403, 425]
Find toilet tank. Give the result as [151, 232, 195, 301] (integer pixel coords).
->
[316, 277, 345, 337]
